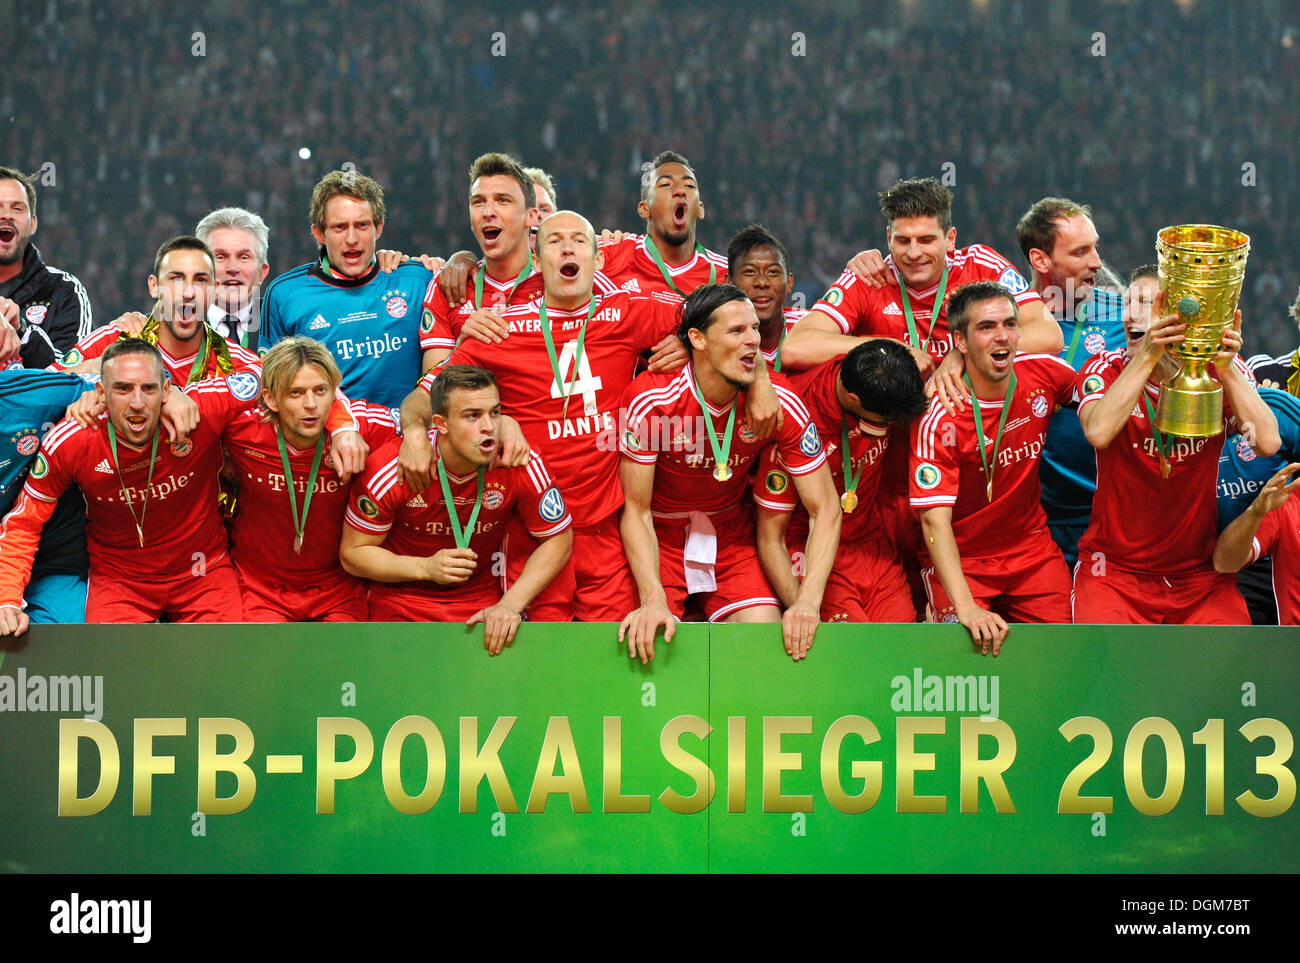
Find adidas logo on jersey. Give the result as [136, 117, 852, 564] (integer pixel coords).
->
[309, 314, 330, 331]
[406, 494, 427, 508]
[94, 458, 113, 474]
[883, 303, 903, 315]
[621, 278, 641, 292]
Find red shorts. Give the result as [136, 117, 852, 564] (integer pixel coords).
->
[793, 535, 916, 623]
[86, 553, 244, 623]
[505, 515, 575, 622]
[656, 510, 778, 622]
[1072, 563, 1250, 625]
[237, 564, 368, 622]
[878, 487, 927, 616]
[369, 574, 501, 622]
[921, 535, 1072, 624]
[571, 512, 638, 622]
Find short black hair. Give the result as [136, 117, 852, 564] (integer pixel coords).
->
[152, 234, 215, 278]
[101, 338, 166, 383]
[1128, 263, 1158, 285]
[879, 177, 953, 232]
[428, 363, 497, 417]
[640, 150, 696, 204]
[1016, 196, 1094, 261]
[839, 341, 928, 423]
[0, 166, 37, 216]
[946, 281, 1017, 339]
[726, 223, 789, 277]
[676, 282, 750, 348]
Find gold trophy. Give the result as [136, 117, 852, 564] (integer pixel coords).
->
[1153, 224, 1250, 438]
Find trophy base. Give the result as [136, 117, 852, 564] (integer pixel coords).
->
[1154, 384, 1224, 438]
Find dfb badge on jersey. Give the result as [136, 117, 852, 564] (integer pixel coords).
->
[825, 287, 843, 306]
[1081, 374, 1104, 396]
[539, 486, 566, 523]
[765, 470, 789, 495]
[226, 370, 261, 401]
[31, 453, 48, 479]
[358, 496, 380, 520]
[799, 421, 821, 458]
[998, 267, 1029, 295]
[915, 463, 941, 489]
[421, 308, 435, 333]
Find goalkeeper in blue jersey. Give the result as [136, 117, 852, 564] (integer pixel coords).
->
[259, 169, 432, 408]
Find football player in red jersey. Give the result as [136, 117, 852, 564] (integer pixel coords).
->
[1214, 462, 1300, 625]
[523, 166, 557, 255]
[0, 339, 249, 632]
[619, 283, 841, 663]
[726, 224, 805, 372]
[909, 282, 1080, 654]
[1073, 273, 1279, 624]
[341, 365, 572, 654]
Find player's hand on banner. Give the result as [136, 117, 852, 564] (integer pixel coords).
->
[928, 349, 964, 414]
[399, 429, 435, 492]
[459, 308, 510, 346]
[746, 374, 783, 440]
[846, 249, 893, 288]
[467, 602, 523, 655]
[618, 599, 676, 664]
[496, 415, 531, 468]
[67, 389, 106, 427]
[329, 429, 368, 483]
[425, 547, 478, 584]
[0, 604, 29, 638]
[159, 385, 199, 443]
[111, 311, 151, 338]
[958, 602, 1009, 657]
[782, 600, 819, 661]
[1214, 309, 1244, 366]
[598, 229, 628, 247]
[645, 334, 688, 373]
[438, 250, 480, 309]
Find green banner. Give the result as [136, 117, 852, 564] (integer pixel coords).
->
[0, 623, 1296, 873]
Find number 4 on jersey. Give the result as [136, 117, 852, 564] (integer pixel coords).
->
[551, 339, 603, 417]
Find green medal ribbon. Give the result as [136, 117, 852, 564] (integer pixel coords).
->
[538, 298, 598, 419]
[106, 421, 161, 547]
[839, 419, 866, 513]
[899, 262, 949, 357]
[689, 367, 737, 481]
[473, 250, 533, 310]
[1142, 393, 1174, 479]
[644, 235, 715, 297]
[436, 449, 486, 550]
[772, 323, 787, 373]
[964, 369, 1017, 502]
[276, 427, 326, 553]
[137, 315, 235, 385]
[1063, 301, 1090, 367]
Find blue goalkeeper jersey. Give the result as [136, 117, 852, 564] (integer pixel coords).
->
[0, 368, 95, 577]
[1041, 288, 1127, 522]
[1216, 387, 1300, 529]
[260, 255, 432, 408]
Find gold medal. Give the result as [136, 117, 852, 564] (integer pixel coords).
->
[840, 490, 858, 514]
[1159, 454, 1171, 480]
[986, 480, 994, 502]
[293, 533, 304, 554]
[713, 464, 731, 482]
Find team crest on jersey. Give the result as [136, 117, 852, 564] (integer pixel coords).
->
[421, 308, 435, 333]
[1082, 374, 1104, 396]
[739, 422, 757, 443]
[13, 432, 38, 456]
[1083, 330, 1107, 355]
[25, 304, 47, 325]
[915, 462, 941, 489]
[31, 453, 48, 479]
[61, 348, 83, 366]
[938, 610, 960, 624]
[623, 428, 643, 452]
[799, 421, 821, 457]
[1029, 391, 1050, 419]
[358, 496, 380, 519]
[170, 437, 193, 457]
[825, 287, 844, 307]
[226, 370, 261, 401]
[483, 486, 505, 511]
[538, 486, 566, 523]
[998, 267, 1029, 295]
[765, 470, 789, 495]
[386, 295, 409, 319]
[1235, 436, 1256, 462]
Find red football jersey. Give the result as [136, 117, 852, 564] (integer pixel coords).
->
[435, 291, 681, 527]
[220, 394, 399, 583]
[811, 245, 1040, 366]
[1249, 497, 1300, 625]
[620, 365, 827, 516]
[58, 324, 261, 382]
[753, 360, 889, 544]
[1076, 351, 1247, 575]
[762, 308, 807, 367]
[1, 370, 259, 589]
[598, 234, 728, 297]
[910, 354, 1076, 560]
[345, 438, 571, 611]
